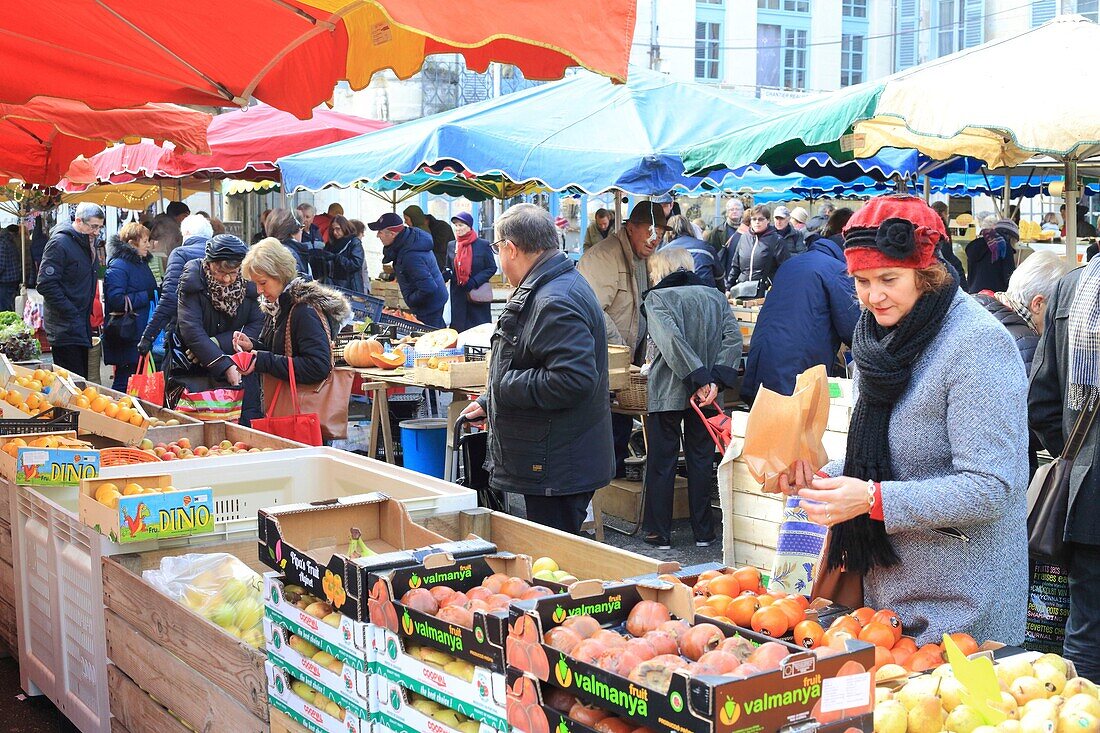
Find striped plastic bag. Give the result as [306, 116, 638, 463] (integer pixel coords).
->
[174, 387, 243, 423]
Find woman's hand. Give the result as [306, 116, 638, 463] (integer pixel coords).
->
[693, 383, 718, 406]
[772, 459, 814, 496]
[798, 475, 872, 527]
[225, 365, 242, 386]
[233, 331, 253, 353]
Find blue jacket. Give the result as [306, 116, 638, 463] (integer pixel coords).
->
[383, 226, 447, 321]
[741, 235, 860, 402]
[103, 240, 157, 365]
[38, 224, 97, 348]
[479, 251, 614, 495]
[281, 237, 311, 278]
[661, 235, 723, 289]
[446, 236, 497, 332]
[142, 235, 207, 345]
[325, 235, 365, 292]
[0, 230, 20, 284]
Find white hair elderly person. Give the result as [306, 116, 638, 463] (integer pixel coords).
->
[38, 202, 105, 377]
[641, 246, 742, 549]
[975, 250, 1066, 475]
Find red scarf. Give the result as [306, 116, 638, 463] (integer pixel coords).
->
[454, 229, 477, 285]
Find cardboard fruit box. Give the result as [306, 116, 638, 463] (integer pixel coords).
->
[374, 675, 505, 733]
[506, 580, 876, 733]
[374, 625, 508, 730]
[0, 430, 85, 482]
[15, 442, 100, 486]
[79, 472, 214, 544]
[266, 660, 370, 733]
[368, 552, 533, 674]
[258, 492, 494, 621]
[264, 573, 373, 673]
[265, 616, 372, 721]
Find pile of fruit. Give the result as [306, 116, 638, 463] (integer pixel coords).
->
[93, 481, 172, 508]
[875, 652, 1099, 733]
[541, 601, 794, 694]
[531, 556, 578, 585]
[285, 670, 348, 721]
[542, 686, 657, 733]
[72, 386, 151, 427]
[342, 337, 405, 369]
[399, 572, 553, 629]
[404, 690, 482, 733]
[0, 386, 53, 415]
[135, 437, 274, 461]
[1, 434, 89, 457]
[667, 565, 812, 637]
[154, 554, 266, 648]
[280, 583, 343, 628]
[281, 632, 344, 677]
[403, 644, 476, 682]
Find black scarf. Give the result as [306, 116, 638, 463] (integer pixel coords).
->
[827, 266, 959, 575]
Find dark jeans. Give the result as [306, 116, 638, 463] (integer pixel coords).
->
[523, 492, 594, 535]
[51, 345, 89, 378]
[0, 283, 18, 313]
[111, 363, 136, 392]
[611, 412, 634, 478]
[642, 408, 716, 543]
[1066, 542, 1100, 682]
[418, 308, 446, 330]
[241, 372, 262, 427]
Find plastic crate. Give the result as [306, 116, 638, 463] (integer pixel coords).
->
[0, 407, 79, 436]
[334, 287, 384, 324]
[378, 312, 427, 339]
[464, 345, 490, 362]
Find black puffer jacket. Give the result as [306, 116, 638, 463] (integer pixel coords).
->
[478, 251, 614, 496]
[253, 278, 351, 384]
[175, 258, 264, 380]
[973, 293, 1039, 372]
[37, 225, 96, 348]
[727, 225, 790, 289]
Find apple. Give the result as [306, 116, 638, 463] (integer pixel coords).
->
[161, 452, 176, 460]
[220, 440, 233, 450]
[139, 438, 153, 450]
[177, 438, 191, 449]
[233, 441, 249, 450]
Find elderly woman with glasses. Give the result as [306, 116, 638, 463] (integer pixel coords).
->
[172, 234, 265, 423]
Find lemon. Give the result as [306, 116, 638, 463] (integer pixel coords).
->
[532, 557, 559, 574]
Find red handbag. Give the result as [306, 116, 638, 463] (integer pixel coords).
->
[126, 354, 165, 406]
[251, 354, 323, 446]
[691, 397, 731, 453]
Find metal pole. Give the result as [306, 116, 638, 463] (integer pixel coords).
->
[1066, 159, 1078, 264]
[209, 180, 216, 218]
[1002, 178, 1011, 220]
[923, 176, 930, 203]
[18, 212, 26, 295]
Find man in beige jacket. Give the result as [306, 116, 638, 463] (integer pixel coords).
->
[578, 200, 668, 476]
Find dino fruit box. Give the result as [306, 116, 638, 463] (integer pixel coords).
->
[79, 473, 213, 544]
[368, 551, 534, 674]
[0, 430, 86, 482]
[258, 492, 495, 621]
[507, 579, 876, 733]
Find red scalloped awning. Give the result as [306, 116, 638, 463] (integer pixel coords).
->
[0, 0, 637, 119]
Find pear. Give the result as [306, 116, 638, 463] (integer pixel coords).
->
[1023, 698, 1062, 720]
[322, 612, 342, 628]
[420, 648, 455, 667]
[431, 709, 464, 729]
[939, 676, 967, 712]
[898, 677, 943, 710]
[1065, 678, 1100, 700]
[973, 728, 998, 733]
[457, 722, 480, 733]
[288, 635, 320, 659]
[989, 691, 1020, 720]
[1066, 694, 1100, 719]
[290, 680, 315, 704]
[1020, 709, 1059, 733]
[998, 658, 1036, 689]
[1036, 654, 1070, 678]
[444, 660, 475, 683]
[874, 699, 908, 733]
[998, 721, 1022, 733]
[1035, 663, 1069, 696]
[945, 704, 986, 733]
[877, 664, 910, 683]
[324, 699, 345, 719]
[934, 665, 958, 678]
[313, 651, 337, 668]
[1012, 677, 1050, 707]
[1058, 709, 1100, 733]
[908, 697, 947, 733]
[411, 699, 442, 716]
[876, 686, 896, 704]
[325, 657, 344, 675]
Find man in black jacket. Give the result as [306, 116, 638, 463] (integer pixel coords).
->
[39, 203, 103, 377]
[461, 204, 614, 534]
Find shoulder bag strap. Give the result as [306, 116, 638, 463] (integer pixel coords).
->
[747, 239, 758, 279]
[1063, 393, 1100, 462]
[268, 305, 303, 416]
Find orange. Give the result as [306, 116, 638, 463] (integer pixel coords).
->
[118, 396, 132, 407]
[103, 403, 119, 418]
[947, 633, 978, 656]
[117, 407, 133, 423]
[706, 574, 740, 598]
[705, 594, 734, 616]
[90, 396, 109, 413]
[849, 607, 876, 627]
[772, 599, 804, 628]
[858, 621, 897, 649]
[75, 395, 90, 409]
[791, 620, 824, 649]
[82, 386, 98, 401]
[128, 413, 145, 427]
[750, 605, 789, 637]
[6, 391, 20, 406]
[829, 615, 863, 638]
[731, 567, 761, 594]
[871, 609, 903, 644]
[725, 595, 760, 627]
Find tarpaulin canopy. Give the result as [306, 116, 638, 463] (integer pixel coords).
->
[278, 67, 779, 195]
[0, 97, 210, 186]
[2, 0, 637, 119]
[60, 182, 207, 210]
[64, 103, 390, 187]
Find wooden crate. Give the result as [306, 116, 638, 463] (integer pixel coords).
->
[371, 279, 408, 310]
[102, 540, 270, 733]
[412, 361, 488, 389]
[270, 708, 310, 733]
[594, 476, 692, 525]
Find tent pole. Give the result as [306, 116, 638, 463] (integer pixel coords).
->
[209, 180, 216, 218]
[1066, 159, 1078, 264]
[1002, 178, 1011, 219]
[923, 176, 930, 203]
[19, 211, 26, 295]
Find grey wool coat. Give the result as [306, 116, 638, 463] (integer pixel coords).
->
[643, 270, 743, 413]
[822, 289, 1029, 645]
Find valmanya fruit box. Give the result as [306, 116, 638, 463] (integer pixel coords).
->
[374, 676, 505, 733]
[263, 573, 373, 673]
[16, 445, 99, 486]
[264, 616, 372, 721]
[368, 552, 533, 674]
[79, 473, 213, 544]
[258, 492, 495, 620]
[266, 660, 370, 733]
[374, 625, 508, 730]
[507, 580, 876, 733]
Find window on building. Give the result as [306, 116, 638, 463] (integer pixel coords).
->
[782, 28, 808, 89]
[1031, 0, 1056, 25]
[756, 24, 781, 88]
[933, 0, 984, 57]
[842, 0, 867, 16]
[841, 34, 865, 86]
[783, 0, 810, 10]
[1076, 0, 1099, 21]
[697, 0, 723, 4]
[695, 21, 721, 80]
[757, 0, 781, 8]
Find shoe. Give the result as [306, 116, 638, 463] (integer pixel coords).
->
[643, 533, 671, 550]
[695, 536, 718, 548]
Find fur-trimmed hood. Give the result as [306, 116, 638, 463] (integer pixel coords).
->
[107, 235, 152, 264]
[262, 276, 351, 325]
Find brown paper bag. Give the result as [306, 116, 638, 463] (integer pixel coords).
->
[741, 364, 831, 492]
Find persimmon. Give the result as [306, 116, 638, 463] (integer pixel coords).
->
[906, 648, 942, 672]
[870, 609, 903, 644]
[828, 615, 863, 638]
[625, 600, 671, 637]
[705, 594, 734, 616]
[785, 593, 811, 611]
[697, 569, 723, 583]
[891, 646, 914, 666]
[750, 605, 789, 637]
[756, 594, 776, 607]
[792, 620, 824, 649]
[821, 629, 854, 650]
[893, 636, 917, 654]
[696, 605, 721, 618]
[849, 607, 876, 626]
[731, 567, 761, 594]
[874, 645, 894, 669]
[725, 595, 759, 627]
[693, 595, 712, 611]
[858, 621, 897, 649]
[706, 574, 740, 598]
[947, 632, 978, 656]
[772, 599, 805, 628]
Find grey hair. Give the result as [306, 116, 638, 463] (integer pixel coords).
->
[820, 202, 836, 214]
[496, 203, 558, 254]
[665, 215, 695, 240]
[978, 213, 998, 230]
[296, 203, 316, 216]
[74, 202, 104, 222]
[181, 213, 214, 239]
[1007, 251, 1066, 306]
[648, 246, 694, 283]
[725, 198, 745, 213]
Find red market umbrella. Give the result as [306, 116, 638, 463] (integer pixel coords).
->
[2, 0, 638, 119]
[0, 97, 210, 186]
[65, 104, 391, 186]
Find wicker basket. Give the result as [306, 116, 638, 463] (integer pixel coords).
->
[99, 447, 161, 467]
[614, 368, 648, 412]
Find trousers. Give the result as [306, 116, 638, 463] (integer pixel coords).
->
[1065, 541, 1100, 682]
[642, 408, 716, 542]
[522, 492, 594, 535]
[51, 344, 89, 378]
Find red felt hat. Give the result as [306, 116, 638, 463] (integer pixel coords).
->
[841, 195, 947, 273]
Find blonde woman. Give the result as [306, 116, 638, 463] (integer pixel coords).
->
[641, 246, 742, 549]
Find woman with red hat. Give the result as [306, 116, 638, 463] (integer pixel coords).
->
[776, 195, 1029, 646]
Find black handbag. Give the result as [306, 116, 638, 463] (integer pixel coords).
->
[103, 296, 137, 342]
[1027, 396, 1100, 562]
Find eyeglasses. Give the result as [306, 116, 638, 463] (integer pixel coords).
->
[84, 222, 104, 231]
[490, 239, 506, 254]
[750, 216, 768, 222]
